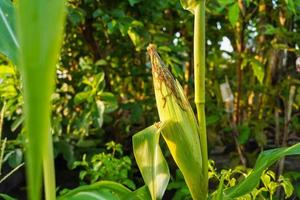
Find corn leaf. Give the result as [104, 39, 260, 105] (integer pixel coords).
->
[224, 143, 300, 199]
[62, 190, 119, 200]
[58, 181, 152, 200]
[213, 175, 225, 200]
[122, 186, 152, 200]
[17, 0, 66, 199]
[133, 122, 170, 200]
[147, 44, 204, 200]
[161, 120, 205, 200]
[0, 0, 18, 63]
[58, 181, 131, 200]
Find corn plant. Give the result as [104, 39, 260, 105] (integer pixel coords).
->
[131, 43, 300, 200]
[1, 0, 300, 200]
[133, 1, 300, 200]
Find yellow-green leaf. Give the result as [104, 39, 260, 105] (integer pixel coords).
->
[17, 0, 66, 199]
[228, 2, 239, 27]
[133, 122, 170, 200]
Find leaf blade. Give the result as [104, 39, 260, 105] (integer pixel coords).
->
[0, 0, 19, 63]
[225, 143, 300, 198]
[228, 2, 239, 27]
[17, 0, 66, 199]
[133, 123, 170, 200]
[58, 181, 132, 200]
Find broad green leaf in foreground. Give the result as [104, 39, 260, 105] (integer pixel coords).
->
[133, 122, 170, 200]
[58, 181, 131, 200]
[58, 181, 151, 200]
[147, 44, 204, 200]
[224, 143, 300, 199]
[17, 0, 66, 199]
[0, 0, 18, 63]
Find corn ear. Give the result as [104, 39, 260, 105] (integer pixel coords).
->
[147, 44, 205, 200]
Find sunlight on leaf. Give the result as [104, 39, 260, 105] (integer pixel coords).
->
[133, 122, 170, 200]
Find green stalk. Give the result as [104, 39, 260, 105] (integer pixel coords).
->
[194, 1, 208, 198]
[43, 132, 56, 200]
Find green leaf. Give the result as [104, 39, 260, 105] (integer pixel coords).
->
[264, 24, 277, 35]
[11, 115, 24, 132]
[280, 176, 294, 198]
[128, 0, 142, 7]
[206, 115, 220, 126]
[285, 0, 296, 14]
[251, 59, 264, 84]
[161, 120, 205, 200]
[0, 193, 16, 200]
[58, 181, 132, 200]
[133, 122, 170, 200]
[92, 72, 105, 90]
[74, 91, 92, 104]
[17, 0, 66, 198]
[95, 59, 107, 66]
[63, 190, 119, 200]
[128, 28, 142, 50]
[0, 0, 19, 63]
[217, 0, 235, 6]
[122, 186, 152, 200]
[8, 148, 23, 168]
[100, 92, 118, 113]
[54, 141, 75, 168]
[237, 126, 250, 145]
[180, 0, 202, 13]
[214, 174, 225, 200]
[224, 143, 300, 199]
[67, 7, 86, 26]
[228, 2, 239, 27]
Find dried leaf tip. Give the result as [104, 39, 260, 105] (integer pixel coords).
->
[147, 43, 157, 54]
[147, 43, 166, 74]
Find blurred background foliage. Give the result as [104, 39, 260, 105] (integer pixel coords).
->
[1, 0, 300, 199]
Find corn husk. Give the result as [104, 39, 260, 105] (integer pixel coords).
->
[147, 44, 204, 200]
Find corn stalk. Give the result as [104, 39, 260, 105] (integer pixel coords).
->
[181, 0, 208, 197]
[193, 2, 208, 197]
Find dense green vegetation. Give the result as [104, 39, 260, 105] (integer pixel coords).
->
[1, 0, 300, 199]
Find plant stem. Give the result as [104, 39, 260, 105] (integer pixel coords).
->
[0, 102, 6, 141]
[0, 103, 7, 176]
[194, 1, 208, 198]
[43, 131, 56, 200]
[0, 162, 24, 184]
[277, 85, 296, 198]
